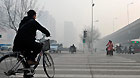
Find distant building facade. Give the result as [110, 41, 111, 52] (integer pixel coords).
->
[64, 21, 77, 47]
[38, 11, 56, 40]
[0, 27, 15, 45]
[95, 18, 140, 50]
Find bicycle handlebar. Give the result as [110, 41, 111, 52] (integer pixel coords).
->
[36, 35, 51, 43]
[36, 35, 51, 51]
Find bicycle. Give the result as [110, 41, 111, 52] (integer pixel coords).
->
[0, 36, 55, 78]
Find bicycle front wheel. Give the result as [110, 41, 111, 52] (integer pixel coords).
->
[43, 52, 55, 78]
[0, 53, 25, 78]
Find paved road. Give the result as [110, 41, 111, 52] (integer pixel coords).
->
[1, 51, 140, 78]
[32, 51, 140, 78]
[116, 53, 140, 62]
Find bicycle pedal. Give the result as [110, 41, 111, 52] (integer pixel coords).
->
[25, 68, 35, 75]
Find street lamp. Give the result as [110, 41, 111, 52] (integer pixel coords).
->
[127, 2, 133, 25]
[91, 0, 94, 32]
[93, 20, 99, 50]
[91, 0, 94, 52]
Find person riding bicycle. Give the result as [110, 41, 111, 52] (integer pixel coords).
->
[13, 10, 50, 65]
[106, 40, 114, 55]
[69, 44, 76, 53]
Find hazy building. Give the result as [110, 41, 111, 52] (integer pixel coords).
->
[0, 27, 15, 44]
[38, 11, 56, 40]
[64, 21, 77, 47]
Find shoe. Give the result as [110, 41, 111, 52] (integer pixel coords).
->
[17, 58, 21, 61]
[27, 60, 39, 65]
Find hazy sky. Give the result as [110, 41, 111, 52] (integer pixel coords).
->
[38, 0, 140, 43]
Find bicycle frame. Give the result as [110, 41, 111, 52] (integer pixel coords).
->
[5, 50, 45, 76]
[33, 50, 44, 69]
[13, 50, 47, 73]
[0, 36, 52, 77]
[0, 53, 26, 76]
[12, 50, 44, 75]
[33, 38, 50, 69]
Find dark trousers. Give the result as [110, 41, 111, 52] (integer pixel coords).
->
[13, 42, 42, 61]
[107, 50, 113, 56]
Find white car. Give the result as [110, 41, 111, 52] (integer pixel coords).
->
[50, 44, 62, 53]
[1, 46, 12, 51]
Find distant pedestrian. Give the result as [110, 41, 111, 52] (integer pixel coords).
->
[123, 46, 128, 54]
[118, 44, 122, 53]
[116, 45, 119, 53]
[129, 45, 135, 54]
[95, 48, 97, 52]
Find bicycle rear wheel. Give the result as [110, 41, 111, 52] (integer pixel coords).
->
[0, 53, 25, 78]
[43, 52, 55, 78]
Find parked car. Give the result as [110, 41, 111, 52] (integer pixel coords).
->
[1, 46, 12, 51]
[50, 44, 62, 53]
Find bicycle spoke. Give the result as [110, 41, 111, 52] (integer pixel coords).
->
[47, 56, 52, 66]
[0, 55, 25, 78]
[43, 53, 55, 78]
[44, 60, 49, 67]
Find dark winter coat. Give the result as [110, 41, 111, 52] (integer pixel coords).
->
[13, 16, 50, 51]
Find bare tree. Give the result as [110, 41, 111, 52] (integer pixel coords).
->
[0, 0, 40, 32]
[80, 27, 100, 50]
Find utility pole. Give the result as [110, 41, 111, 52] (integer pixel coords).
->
[91, 0, 94, 53]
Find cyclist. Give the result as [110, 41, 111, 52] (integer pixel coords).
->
[129, 44, 135, 54]
[13, 10, 50, 65]
[69, 44, 76, 53]
[72, 44, 76, 52]
[106, 40, 114, 55]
